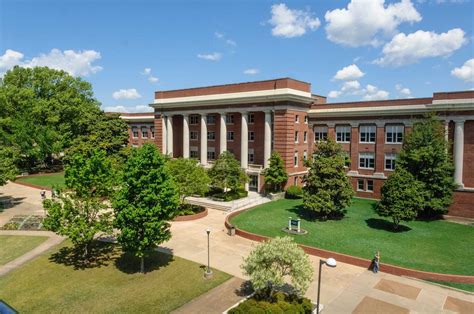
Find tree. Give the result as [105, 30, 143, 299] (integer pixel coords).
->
[262, 152, 288, 193]
[113, 144, 179, 273]
[42, 149, 113, 257]
[208, 151, 248, 191]
[397, 115, 455, 218]
[167, 158, 210, 203]
[0, 147, 18, 186]
[302, 139, 354, 219]
[377, 168, 425, 229]
[241, 237, 313, 297]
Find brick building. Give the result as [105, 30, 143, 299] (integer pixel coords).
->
[121, 78, 474, 217]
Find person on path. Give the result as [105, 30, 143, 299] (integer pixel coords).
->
[40, 189, 46, 200]
[373, 251, 380, 273]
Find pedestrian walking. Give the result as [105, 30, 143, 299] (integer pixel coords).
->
[40, 189, 46, 200]
[373, 251, 380, 273]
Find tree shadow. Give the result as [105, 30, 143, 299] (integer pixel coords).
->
[365, 218, 412, 233]
[49, 241, 116, 270]
[235, 280, 254, 297]
[287, 204, 346, 222]
[115, 247, 174, 274]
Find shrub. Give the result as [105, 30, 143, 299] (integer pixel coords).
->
[213, 189, 248, 201]
[229, 292, 313, 314]
[285, 185, 303, 199]
[176, 204, 205, 216]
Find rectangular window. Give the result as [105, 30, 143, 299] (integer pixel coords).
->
[207, 148, 216, 160]
[248, 131, 255, 141]
[303, 150, 307, 161]
[384, 153, 397, 171]
[359, 152, 375, 169]
[314, 126, 328, 142]
[295, 115, 300, 123]
[206, 115, 216, 125]
[150, 127, 155, 139]
[248, 113, 255, 124]
[190, 131, 199, 141]
[367, 180, 374, 192]
[207, 131, 215, 140]
[293, 176, 298, 186]
[190, 115, 199, 125]
[357, 179, 364, 191]
[227, 131, 234, 141]
[304, 115, 308, 124]
[190, 147, 199, 158]
[336, 125, 351, 143]
[226, 114, 234, 124]
[141, 127, 148, 139]
[386, 125, 404, 143]
[132, 127, 138, 139]
[359, 125, 376, 143]
[248, 148, 255, 163]
[304, 131, 308, 143]
[295, 131, 299, 143]
[294, 151, 298, 167]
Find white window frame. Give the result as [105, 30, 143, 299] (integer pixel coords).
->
[190, 131, 199, 141]
[207, 147, 216, 160]
[295, 115, 300, 123]
[385, 125, 404, 144]
[206, 115, 216, 125]
[384, 153, 397, 171]
[303, 150, 307, 161]
[359, 125, 376, 143]
[207, 131, 215, 141]
[294, 151, 298, 167]
[248, 131, 255, 142]
[359, 152, 375, 169]
[304, 131, 308, 143]
[226, 114, 234, 124]
[190, 146, 199, 158]
[248, 148, 255, 164]
[295, 131, 299, 143]
[366, 180, 374, 192]
[190, 115, 199, 125]
[132, 127, 139, 139]
[336, 125, 351, 143]
[314, 126, 328, 142]
[248, 113, 255, 124]
[150, 127, 155, 139]
[304, 115, 308, 124]
[227, 131, 234, 141]
[357, 179, 365, 191]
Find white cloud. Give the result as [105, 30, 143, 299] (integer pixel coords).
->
[243, 68, 260, 75]
[395, 84, 412, 97]
[325, 0, 422, 47]
[375, 28, 466, 66]
[214, 32, 237, 47]
[0, 48, 102, 76]
[141, 68, 159, 83]
[148, 76, 159, 83]
[269, 3, 321, 38]
[142, 68, 151, 75]
[328, 90, 342, 98]
[214, 32, 224, 39]
[112, 88, 142, 100]
[103, 105, 153, 113]
[333, 64, 365, 81]
[226, 39, 237, 46]
[197, 52, 222, 61]
[451, 59, 474, 83]
[363, 84, 389, 100]
[341, 80, 361, 92]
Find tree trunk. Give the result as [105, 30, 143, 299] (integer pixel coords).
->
[140, 256, 145, 273]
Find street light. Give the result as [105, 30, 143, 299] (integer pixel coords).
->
[316, 258, 337, 313]
[204, 228, 213, 278]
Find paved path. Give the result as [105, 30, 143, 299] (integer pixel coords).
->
[0, 182, 46, 227]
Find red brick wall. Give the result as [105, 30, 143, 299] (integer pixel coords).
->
[463, 121, 474, 188]
[450, 191, 474, 218]
[127, 123, 155, 147]
[154, 114, 164, 153]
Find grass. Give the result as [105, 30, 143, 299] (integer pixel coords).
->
[0, 235, 49, 265]
[428, 280, 474, 293]
[0, 241, 232, 313]
[231, 198, 474, 276]
[15, 172, 65, 189]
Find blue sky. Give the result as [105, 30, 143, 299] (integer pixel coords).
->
[1, 0, 473, 112]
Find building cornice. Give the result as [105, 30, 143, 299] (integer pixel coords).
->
[120, 115, 154, 122]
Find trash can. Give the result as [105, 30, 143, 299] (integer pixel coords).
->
[228, 225, 236, 236]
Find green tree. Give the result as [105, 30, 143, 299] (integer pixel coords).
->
[113, 144, 179, 273]
[42, 149, 114, 257]
[167, 158, 210, 203]
[208, 151, 248, 192]
[241, 237, 313, 297]
[262, 151, 288, 193]
[0, 147, 18, 186]
[397, 115, 455, 218]
[377, 168, 425, 229]
[302, 139, 353, 219]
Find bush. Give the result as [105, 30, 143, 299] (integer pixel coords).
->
[176, 204, 205, 216]
[285, 185, 303, 199]
[212, 189, 248, 201]
[229, 292, 313, 314]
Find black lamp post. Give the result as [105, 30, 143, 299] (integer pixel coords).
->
[204, 228, 213, 278]
[316, 257, 337, 313]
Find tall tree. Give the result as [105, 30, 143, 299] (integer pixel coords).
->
[303, 139, 354, 219]
[167, 158, 210, 203]
[113, 144, 179, 273]
[262, 151, 288, 193]
[397, 115, 455, 218]
[208, 151, 248, 192]
[0, 147, 18, 186]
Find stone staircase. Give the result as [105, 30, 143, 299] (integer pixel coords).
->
[186, 192, 272, 212]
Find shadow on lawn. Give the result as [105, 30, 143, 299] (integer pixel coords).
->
[115, 247, 174, 274]
[49, 241, 116, 270]
[365, 218, 411, 233]
[287, 204, 346, 222]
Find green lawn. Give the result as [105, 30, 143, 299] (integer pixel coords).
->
[0, 235, 49, 265]
[231, 198, 474, 276]
[16, 173, 65, 189]
[428, 280, 474, 293]
[0, 241, 232, 313]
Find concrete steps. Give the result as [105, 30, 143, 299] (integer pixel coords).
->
[186, 192, 272, 212]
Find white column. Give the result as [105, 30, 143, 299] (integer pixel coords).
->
[240, 112, 248, 169]
[166, 115, 174, 157]
[161, 115, 167, 154]
[264, 111, 272, 169]
[220, 113, 227, 154]
[182, 114, 189, 158]
[454, 119, 465, 188]
[200, 114, 207, 165]
[444, 119, 449, 143]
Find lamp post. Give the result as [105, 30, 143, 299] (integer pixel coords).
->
[316, 257, 336, 313]
[204, 228, 213, 278]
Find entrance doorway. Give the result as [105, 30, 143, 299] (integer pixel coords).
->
[249, 174, 258, 192]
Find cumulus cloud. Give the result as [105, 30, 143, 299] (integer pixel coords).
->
[325, 0, 422, 47]
[328, 90, 342, 98]
[269, 3, 321, 38]
[341, 80, 361, 92]
[197, 52, 222, 61]
[374, 28, 466, 66]
[148, 76, 159, 83]
[395, 84, 412, 97]
[103, 105, 153, 113]
[112, 88, 142, 100]
[333, 64, 365, 81]
[243, 68, 260, 75]
[142, 68, 151, 75]
[141, 67, 159, 83]
[451, 59, 474, 83]
[0, 48, 102, 76]
[363, 84, 389, 100]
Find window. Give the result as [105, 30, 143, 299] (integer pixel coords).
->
[304, 131, 308, 143]
[248, 148, 255, 163]
[190, 115, 199, 125]
[357, 179, 374, 192]
[141, 127, 148, 139]
[206, 115, 216, 125]
[226, 114, 234, 124]
[359, 125, 376, 143]
[248, 113, 255, 124]
[304, 115, 308, 124]
[367, 180, 374, 192]
[207, 131, 215, 140]
[357, 179, 364, 191]
[150, 127, 155, 138]
[293, 177, 298, 186]
[227, 131, 234, 141]
[314, 126, 328, 141]
[190, 131, 199, 141]
[207, 148, 216, 160]
[190, 147, 199, 158]
[294, 151, 298, 167]
[132, 127, 138, 138]
[336, 125, 351, 143]
[295, 131, 299, 143]
[303, 150, 307, 161]
[384, 153, 397, 171]
[386, 125, 404, 144]
[359, 152, 375, 169]
[295, 115, 300, 123]
[248, 131, 255, 141]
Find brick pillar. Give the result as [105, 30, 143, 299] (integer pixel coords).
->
[350, 122, 359, 172]
[154, 113, 164, 153]
[375, 122, 385, 175]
